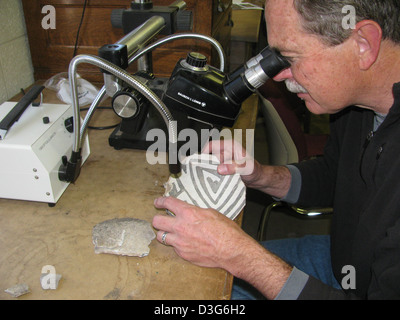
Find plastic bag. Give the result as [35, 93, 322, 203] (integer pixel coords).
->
[44, 72, 99, 106]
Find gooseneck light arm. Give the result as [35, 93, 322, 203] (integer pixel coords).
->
[58, 54, 179, 182]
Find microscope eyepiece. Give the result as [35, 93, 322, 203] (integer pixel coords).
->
[224, 46, 290, 105]
[258, 47, 290, 78]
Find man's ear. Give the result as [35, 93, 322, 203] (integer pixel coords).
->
[351, 20, 382, 70]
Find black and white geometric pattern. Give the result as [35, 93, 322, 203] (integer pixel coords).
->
[164, 154, 246, 220]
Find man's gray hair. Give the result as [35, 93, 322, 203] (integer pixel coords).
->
[293, 0, 400, 46]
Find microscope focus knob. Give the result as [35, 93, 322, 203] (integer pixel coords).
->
[186, 52, 207, 68]
[112, 88, 143, 119]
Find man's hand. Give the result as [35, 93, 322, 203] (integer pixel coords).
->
[202, 139, 261, 184]
[203, 139, 292, 199]
[152, 196, 249, 269]
[152, 196, 293, 299]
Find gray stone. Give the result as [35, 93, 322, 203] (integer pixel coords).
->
[92, 218, 156, 257]
[5, 283, 30, 298]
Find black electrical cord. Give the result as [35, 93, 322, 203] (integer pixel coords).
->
[72, 1, 119, 130]
[72, 0, 88, 58]
[88, 124, 119, 130]
[80, 106, 120, 130]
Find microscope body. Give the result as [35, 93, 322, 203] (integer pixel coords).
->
[163, 53, 241, 128]
[109, 52, 243, 153]
[107, 1, 290, 156]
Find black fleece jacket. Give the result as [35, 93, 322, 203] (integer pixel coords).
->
[293, 83, 400, 299]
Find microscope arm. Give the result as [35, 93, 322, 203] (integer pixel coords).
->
[130, 33, 227, 72]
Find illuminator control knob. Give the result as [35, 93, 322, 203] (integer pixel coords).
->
[186, 52, 207, 68]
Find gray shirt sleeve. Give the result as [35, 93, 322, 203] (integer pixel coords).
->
[274, 267, 309, 300]
[273, 165, 302, 204]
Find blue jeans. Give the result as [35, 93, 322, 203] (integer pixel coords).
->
[231, 235, 341, 299]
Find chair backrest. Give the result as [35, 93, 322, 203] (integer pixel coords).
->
[259, 96, 299, 165]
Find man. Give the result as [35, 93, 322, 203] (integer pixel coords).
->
[153, 0, 400, 299]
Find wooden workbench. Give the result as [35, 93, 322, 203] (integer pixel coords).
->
[0, 87, 258, 300]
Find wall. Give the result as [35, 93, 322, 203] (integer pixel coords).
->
[0, 0, 34, 104]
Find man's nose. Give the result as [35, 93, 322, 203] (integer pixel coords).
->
[273, 68, 292, 82]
